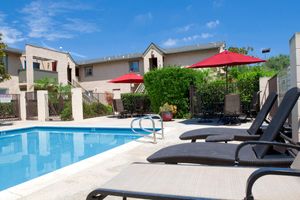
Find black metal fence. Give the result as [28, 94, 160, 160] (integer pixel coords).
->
[0, 94, 20, 120]
[189, 83, 241, 118]
[26, 92, 38, 120]
[47, 92, 72, 121]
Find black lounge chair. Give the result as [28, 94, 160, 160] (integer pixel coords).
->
[87, 153, 300, 200]
[112, 99, 128, 118]
[180, 92, 278, 142]
[147, 88, 300, 167]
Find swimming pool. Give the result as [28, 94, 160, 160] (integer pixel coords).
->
[0, 126, 150, 191]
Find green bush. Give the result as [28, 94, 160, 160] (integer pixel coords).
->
[83, 102, 112, 119]
[60, 101, 72, 121]
[235, 66, 276, 108]
[121, 93, 151, 114]
[144, 67, 198, 118]
[0, 103, 14, 117]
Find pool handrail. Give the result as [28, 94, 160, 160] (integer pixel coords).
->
[130, 114, 164, 143]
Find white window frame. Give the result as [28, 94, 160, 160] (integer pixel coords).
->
[129, 61, 139, 72]
[84, 66, 93, 77]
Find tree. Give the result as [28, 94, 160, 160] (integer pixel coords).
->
[265, 54, 290, 71]
[228, 46, 254, 55]
[0, 33, 10, 82]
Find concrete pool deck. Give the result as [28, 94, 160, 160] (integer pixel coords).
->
[0, 116, 251, 200]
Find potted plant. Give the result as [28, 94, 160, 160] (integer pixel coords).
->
[159, 103, 177, 121]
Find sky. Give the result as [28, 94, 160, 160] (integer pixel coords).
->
[0, 0, 299, 61]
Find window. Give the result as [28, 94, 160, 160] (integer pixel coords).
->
[129, 61, 139, 72]
[84, 66, 93, 77]
[33, 62, 40, 69]
[0, 88, 7, 94]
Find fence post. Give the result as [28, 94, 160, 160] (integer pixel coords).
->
[37, 90, 49, 121]
[289, 33, 300, 143]
[72, 88, 83, 121]
[20, 92, 27, 121]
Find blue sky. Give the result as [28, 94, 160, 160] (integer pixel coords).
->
[0, 0, 299, 61]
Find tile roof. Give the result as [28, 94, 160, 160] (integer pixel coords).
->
[78, 42, 225, 66]
[4, 47, 24, 54]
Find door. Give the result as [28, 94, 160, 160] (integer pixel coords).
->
[67, 67, 72, 83]
[149, 57, 158, 71]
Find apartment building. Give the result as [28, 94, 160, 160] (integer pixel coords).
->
[0, 42, 225, 94]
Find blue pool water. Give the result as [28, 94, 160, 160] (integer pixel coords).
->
[0, 126, 150, 191]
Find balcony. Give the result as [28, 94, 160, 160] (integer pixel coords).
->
[18, 69, 58, 83]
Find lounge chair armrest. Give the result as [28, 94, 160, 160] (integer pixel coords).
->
[245, 168, 300, 200]
[234, 141, 300, 164]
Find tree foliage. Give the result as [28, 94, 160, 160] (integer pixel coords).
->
[0, 33, 10, 82]
[265, 54, 290, 71]
[228, 46, 254, 55]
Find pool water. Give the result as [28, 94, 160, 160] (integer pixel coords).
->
[0, 126, 149, 191]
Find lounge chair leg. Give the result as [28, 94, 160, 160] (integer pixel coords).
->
[122, 197, 127, 200]
[191, 139, 196, 143]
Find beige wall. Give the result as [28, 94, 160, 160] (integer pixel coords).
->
[0, 52, 22, 94]
[79, 58, 144, 93]
[164, 48, 221, 67]
[25, 45, 76, 91]
[143, 46, 164, 73]
[289, 32, 300, 142]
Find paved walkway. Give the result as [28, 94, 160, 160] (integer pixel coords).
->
[0, 116, 251, 200]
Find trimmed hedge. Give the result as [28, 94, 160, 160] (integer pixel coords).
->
[121, 93, 151, 114]
[144, 67, 197, 118]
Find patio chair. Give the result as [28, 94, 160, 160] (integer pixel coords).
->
[147, 87, 300, 166]
[222, 93, 242, 124]
[248, 90, 261, 119]
[180, 92, 277, 142]
[112, 99, 128, 118]
[86, 152, 300, 200]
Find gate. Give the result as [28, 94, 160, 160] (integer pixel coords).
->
[26, 91, 38, 120]
[0, 94, 20, 120]
[47, 92, 72, 121]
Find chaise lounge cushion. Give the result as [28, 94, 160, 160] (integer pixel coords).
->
[147, 142, 294, 167]
[179, 127, 249, 140]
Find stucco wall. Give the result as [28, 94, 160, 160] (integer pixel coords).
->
[25, 45, 76, 91]
[164, 48, 221, 67]
[143, 47, 163, 73]
[0, 52, 22, 94]
[78, 58, 144, 93]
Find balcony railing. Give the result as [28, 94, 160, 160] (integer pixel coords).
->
[18, 69, 58, 83]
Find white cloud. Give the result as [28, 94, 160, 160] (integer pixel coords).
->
[0, 26, 25, 44]
[206, 20, 220, 29]
[177, 24, 194, 33]
[63, 18, 100, 33]
[21, 1, 100, 41]
[162, 33, 214, 47]
[183, 33, 213, 42]
[0, 12, 25, 44]
[134, 12, 153, 24]
[162, 38, 178, 47]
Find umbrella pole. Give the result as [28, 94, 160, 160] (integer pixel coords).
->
[225, 66, 228, 94]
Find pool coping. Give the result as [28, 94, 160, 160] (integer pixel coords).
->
[0, 124, 168, 200]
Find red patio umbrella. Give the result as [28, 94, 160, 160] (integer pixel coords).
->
[109, 72, 143, 83]
[187, 50, 266, 91]
[188, 50, 265, 68]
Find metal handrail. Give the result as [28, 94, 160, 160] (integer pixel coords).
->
[130, 114, 164, 143]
